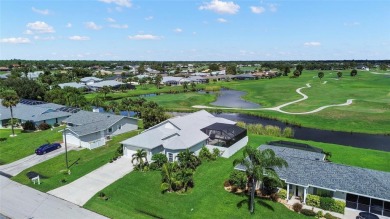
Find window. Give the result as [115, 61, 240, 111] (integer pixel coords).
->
[108, 127, 112, 133]
[168, 153, 173, 162]
[313, 188, 333, 197]
[118, 124, 122, 130]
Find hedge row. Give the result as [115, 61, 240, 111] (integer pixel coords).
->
[306, 194, 345, 214]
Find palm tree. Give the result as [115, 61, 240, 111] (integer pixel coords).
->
[161, 162, 180, 192]
[233, 145, 288, 214]
[176, 168, 194, 192]
[106, 101, 120, 114]
[182, 81, 189, 91]
[190, 81, 196, 91]
[132, 149, 148, 170]
[155, 74, 163, 89]
[90, 95, 104, 110]
[121, 98, 134, 117]
[318, 72, 324, 81]
[1, 90, 20, 136]
[100, 86, 111, 100]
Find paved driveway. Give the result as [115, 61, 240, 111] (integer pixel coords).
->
[48, 156, 133, 206]
[0, 176, 107, 219]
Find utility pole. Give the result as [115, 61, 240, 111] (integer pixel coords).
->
[63, 128, 69, 171]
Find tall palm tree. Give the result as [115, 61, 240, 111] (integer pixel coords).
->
[233, 145, 288, 214]
[121, 98, 134, 117]
[106, 101, 120, 114]
[190, 81, 196, 91]
[90, 95, 104, 109]
[132, 149, 148, 170]
[155, 74, 163, 89]
[182, 81, 189, 91]
[1, 90, 20, 136]
[100, 86, 111, 100]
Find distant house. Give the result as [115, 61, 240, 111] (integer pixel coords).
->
[231, 74, 256, 80]
[63, 111, 138, 150]
[80, 77, 103, 85]
[87, 80, 125, 91]
[235, 142, 390, 218]
[0, 99, 71, 128]
[22, 71, 44, 80]
[210, 70, 226, 76]
[121, 110, 248, 162]
[191, 72, 209, 77]
[162, 76, 183, 86]
[58, 82, 86, 89]
[0, 67, 10, 72]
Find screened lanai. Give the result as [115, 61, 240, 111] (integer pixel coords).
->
[201, 123, 247, 147]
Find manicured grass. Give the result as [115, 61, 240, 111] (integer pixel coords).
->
[144, 92, 217, 110]
[0, 127, 63, 164]
[84, 134, 390, 219]
[12, 130, 139, 192]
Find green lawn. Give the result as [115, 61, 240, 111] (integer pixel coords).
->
[84, 70, 390, 134]
[12, 130, 139, 192]
[0, 127, 64, 164]
[84, 134, 390, 219]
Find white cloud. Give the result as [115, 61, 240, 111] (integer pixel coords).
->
[199, 0, 240, 14]
[106, 17, 116, 22]
[217, 18, 227, 23]
[110, 24, 128, 29]
[344, 22, 360, 26]
[173, 28, 183, 33]
[66, 23, 72, 28]
[98, 0, 132, 8]
[304, 42, 321, 46]
[85, 22, 103, 30]
[128, 34, 161, 40]
[33, 36, 55, 40]
[69, 36, 90, 41]
[25, 21, 55, 34]
[0, 37, 31, 44]
[250, 6, 265, 14]
[145, 16, 153, 21]
[268, 4, 278, 12]
[32, 7, 49, 15]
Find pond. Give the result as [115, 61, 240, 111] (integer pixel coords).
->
[215, 113, 390, 152]
[211, 89, 261, 109]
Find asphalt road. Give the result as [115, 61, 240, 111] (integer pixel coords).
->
[0, 176, 107, 219]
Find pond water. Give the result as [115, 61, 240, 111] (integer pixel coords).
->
[215, 113, 390, 152]
[211, 89, 261, 109]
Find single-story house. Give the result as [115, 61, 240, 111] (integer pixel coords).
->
[80, 76, 103, 85]
[121, 110, 248, 162]
[63, 111, 138, 150]
[162, 76, 183, 86]
[87, 80, 125, 91]
[191, 72, 209, 77]
[22, 71, 44, 80]
[58, 82, 86, 89]
[235, 142, 390, 217]
[210, 70, 226, 76]
[0, 99, 71, 128]
[231, 74, 256, 80]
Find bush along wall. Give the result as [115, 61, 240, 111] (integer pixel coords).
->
[278, 189, 287, 200]
[305, 194, 345, 214]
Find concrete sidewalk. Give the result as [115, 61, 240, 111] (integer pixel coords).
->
[48, 156, 133, 206]
[0, 143, 77, 176]
[0, 176, 107, 219]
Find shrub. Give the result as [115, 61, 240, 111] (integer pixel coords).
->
[0, 138, 7, 142]
[22, 120, 36, 131]
[324, 213, 338, 219]
[316, 210, 323, 218]
[228, 170, 247, 189]
[270, 193, 279, 202]
[320, 197, 335, 211]
[300, 209, 316, 216]
[292, 203, 303, 212]
[306, 194, 321, 208]
[330, 200, 345, 214]
[38, 123, 51, 130]
[224, 180, 231, 187]
[115, 145, 123, 157]
[53, 123, 59, 127]
[151, 153, 168, 169]
[278, 189, 287, 200]
[199, 146, 215, 161]
[212, 148, 220, 158]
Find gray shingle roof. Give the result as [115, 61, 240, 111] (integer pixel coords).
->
[65, 110, 129, 136]
[88, 80, 124, 88]
[235, 145, 390, 202]
[80, 77, 102, 83]
[58, 82, 86, 89]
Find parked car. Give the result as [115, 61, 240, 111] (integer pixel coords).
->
[35, 143, 61, 155]
[356, 212, 379, 219]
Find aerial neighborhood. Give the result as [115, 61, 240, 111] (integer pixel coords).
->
[1, 0, 390, 218]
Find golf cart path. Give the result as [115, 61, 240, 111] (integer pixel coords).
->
[48, 156, 133, 206]
[193, 82, 354, 115]
[0, 143, 77, 176]
[370, 71, 390, 75]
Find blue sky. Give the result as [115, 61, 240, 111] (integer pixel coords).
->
[0, 0, 389, 61]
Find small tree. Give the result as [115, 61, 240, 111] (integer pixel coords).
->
[337, 71, 342, 79]
[182, 81, 189, 92]
[22, 120, 36, 131]
[155, 74, 163, 89]
[350, 69, 358, 77]
[318, 72, 324, 81]
[100, 86, 111, 100]
[1, 90, 20, 136]
[132, 149, 148, 171]
[293, 70, 300, 77]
